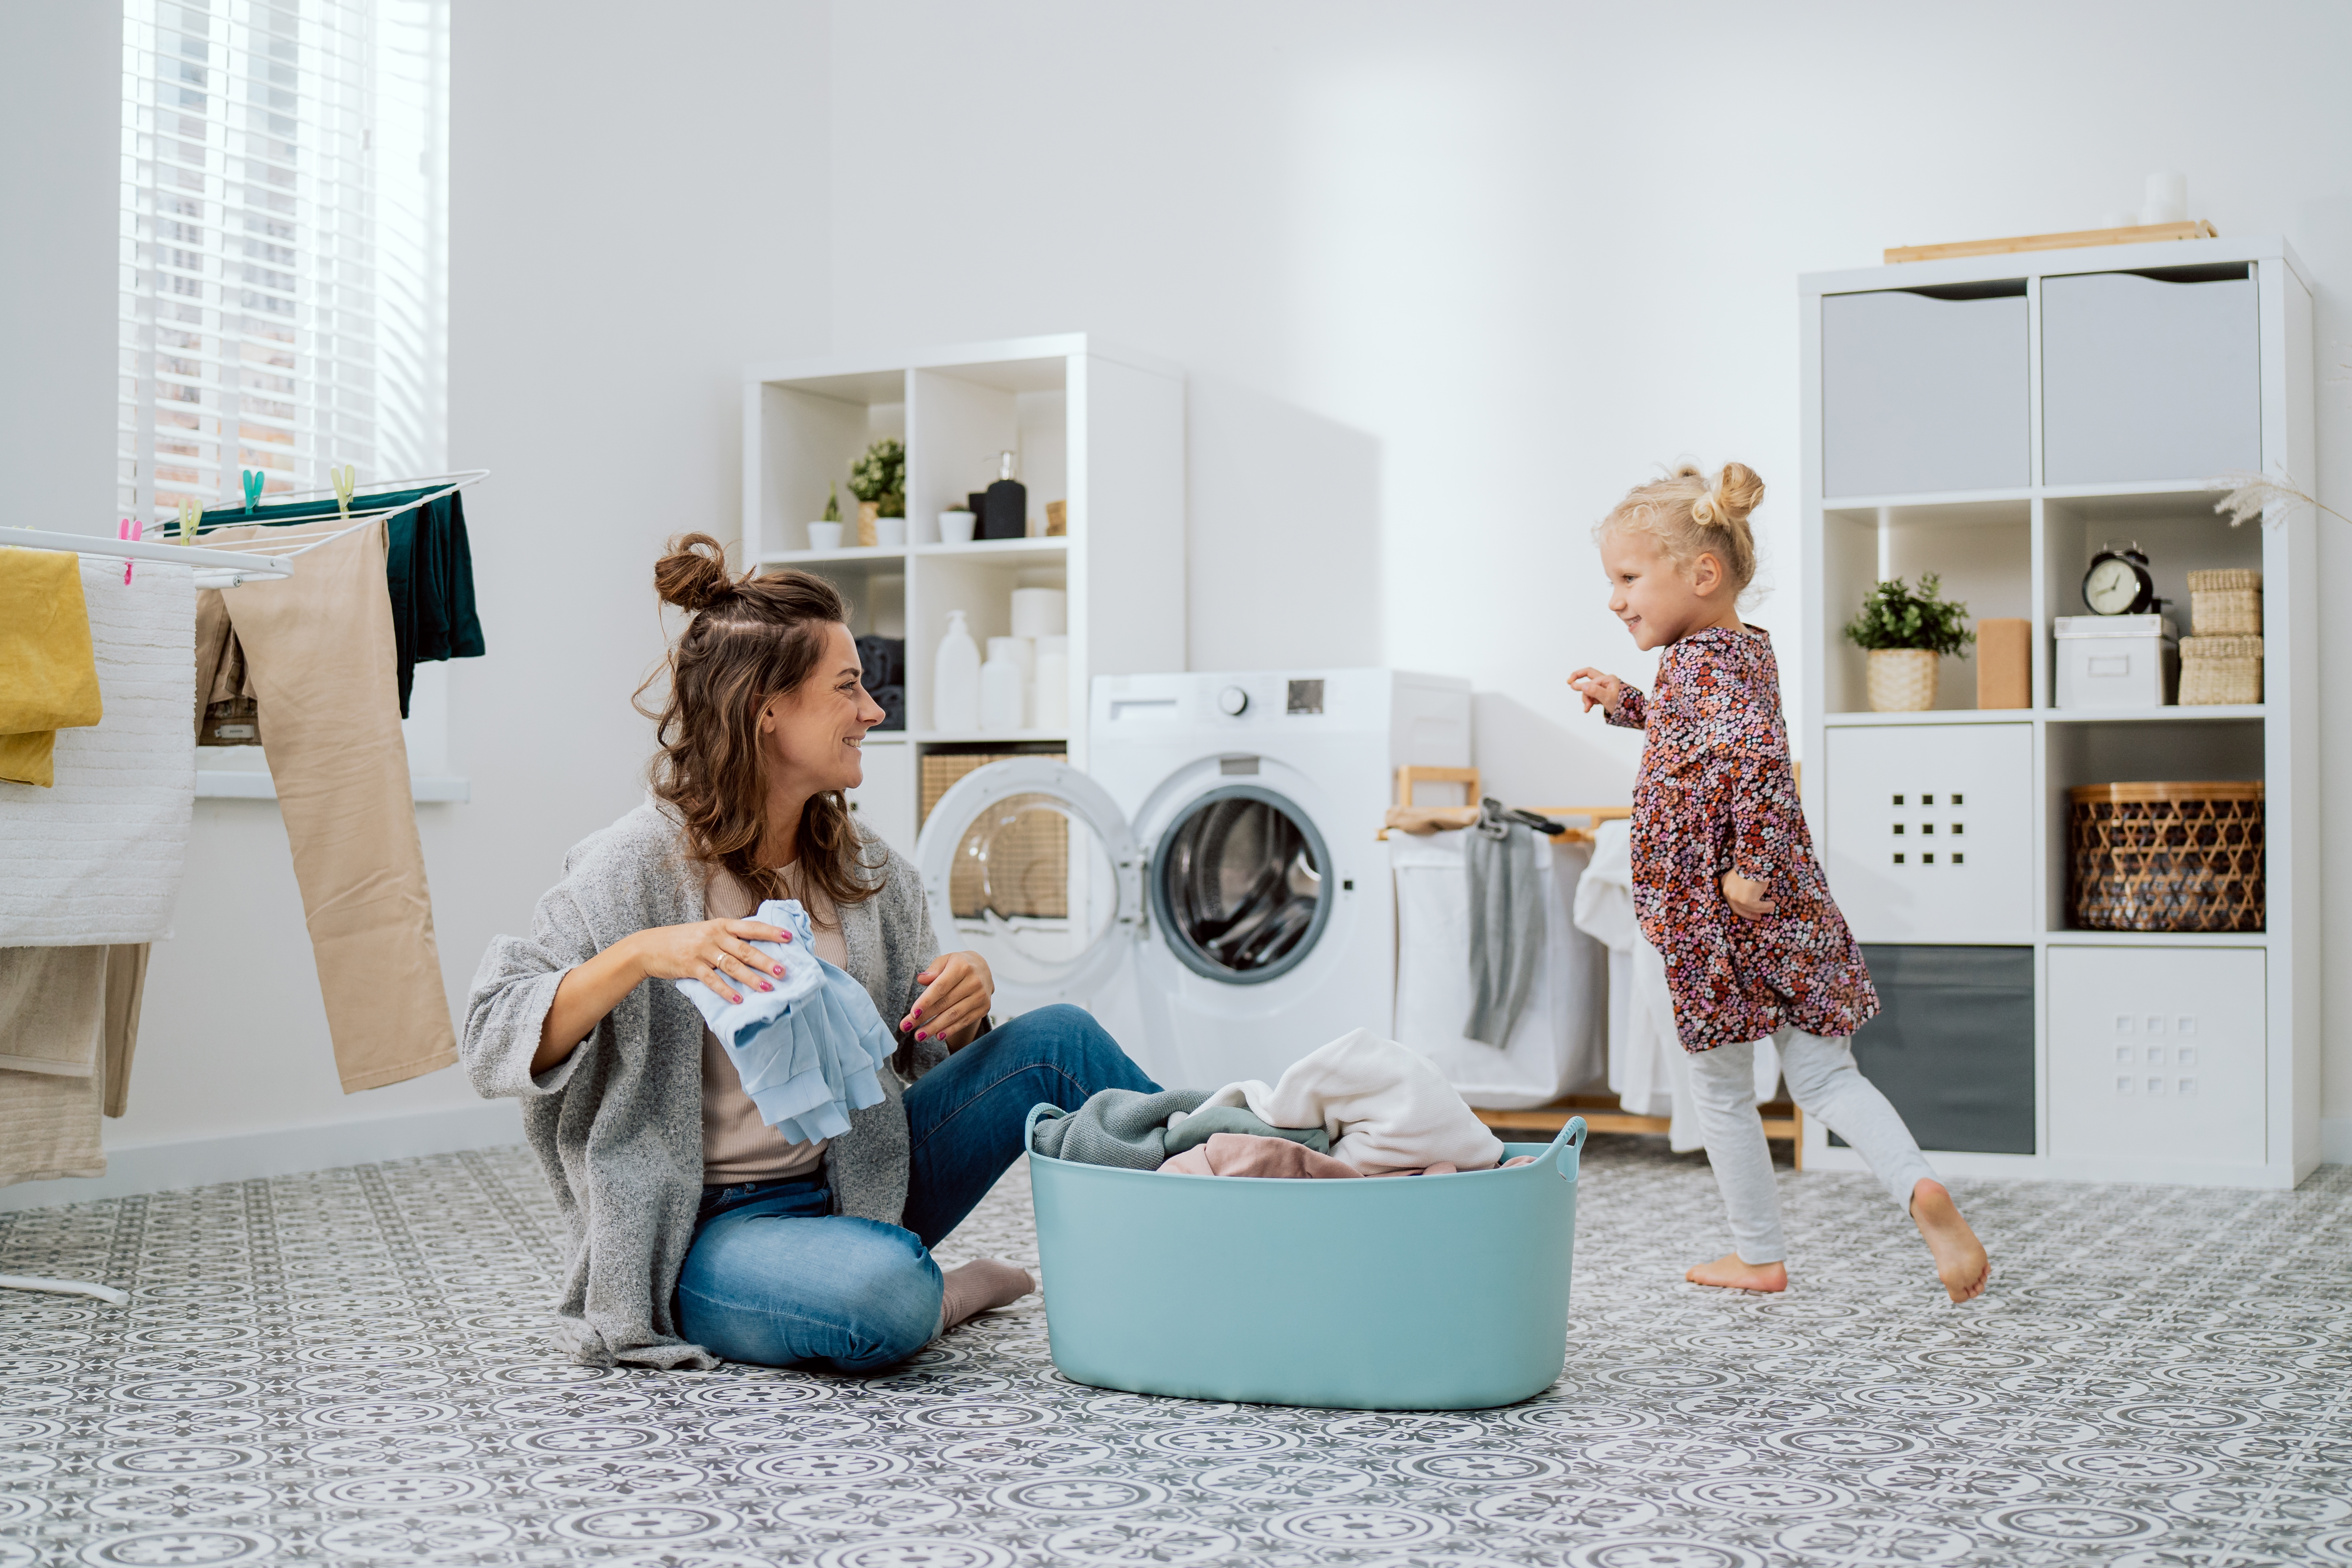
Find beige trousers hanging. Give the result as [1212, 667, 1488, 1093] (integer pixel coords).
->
[0, 943, 151, 1185]
[193, 520, 456, 1091]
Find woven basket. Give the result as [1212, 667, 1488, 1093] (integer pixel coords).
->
[2178, 635, 2263, 706]
[2187, 568, 2262, 636]
[1865, 648, 1938, 712]
[2070, 781, 2264, 932]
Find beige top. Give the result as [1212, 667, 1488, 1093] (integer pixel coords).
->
[700, 862, 851, 1185]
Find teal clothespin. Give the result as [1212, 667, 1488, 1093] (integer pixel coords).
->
[332, 464, 355, 518]
[242, 470, 264, 513]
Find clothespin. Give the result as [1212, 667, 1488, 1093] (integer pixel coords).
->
[331, 465, 355, 518]
[118, 518, 143, 584]
[242, 470, 264, 513]
[176, 497, 199, 543]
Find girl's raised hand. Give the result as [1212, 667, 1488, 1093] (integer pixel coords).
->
[1567, 668, 1624, 715]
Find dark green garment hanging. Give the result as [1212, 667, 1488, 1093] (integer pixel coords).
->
[198, 486, 484, 717]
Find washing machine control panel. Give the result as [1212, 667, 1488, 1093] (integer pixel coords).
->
[1216, 686, 1250, 717]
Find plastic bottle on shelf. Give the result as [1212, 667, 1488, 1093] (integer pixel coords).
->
[982, 451, 1028, 540]
[980, 637, 1026, 732]
[933, 610, 980, 732]
[1032, 634, 1070, 731]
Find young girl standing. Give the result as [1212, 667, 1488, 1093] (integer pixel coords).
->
[1569, 462, 1989, 1303]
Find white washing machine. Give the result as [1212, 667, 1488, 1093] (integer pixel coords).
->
[915, 669, 1471, 1089]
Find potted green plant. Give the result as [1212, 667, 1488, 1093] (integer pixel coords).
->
[847, 439, 906, 548]
[1843, 574, 1973, 712]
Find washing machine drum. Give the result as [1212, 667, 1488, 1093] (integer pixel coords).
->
[1151, 785, 1333, 984]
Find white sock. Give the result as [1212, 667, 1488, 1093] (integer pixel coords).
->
[937, 1258, 1034, 1335]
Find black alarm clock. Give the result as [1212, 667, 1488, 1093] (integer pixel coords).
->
[2082, 546, 2156, 615]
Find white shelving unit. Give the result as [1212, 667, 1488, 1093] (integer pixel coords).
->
[1799, 234, 2317, 1189]
[742, 334, 1186, 857]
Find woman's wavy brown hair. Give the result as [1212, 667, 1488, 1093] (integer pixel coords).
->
[637, 533, 884, 913]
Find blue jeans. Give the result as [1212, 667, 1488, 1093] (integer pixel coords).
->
[675, 1003, 1155, 1372]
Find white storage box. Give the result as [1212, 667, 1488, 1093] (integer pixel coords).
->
[2055, 614, 2176, 709]
[2042, 268, 2261, 486]
[1821, 286, 2030, 497]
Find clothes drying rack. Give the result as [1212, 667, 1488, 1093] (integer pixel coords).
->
[0, 471, 485, 1307]
[1382, 764, 1803, 1159]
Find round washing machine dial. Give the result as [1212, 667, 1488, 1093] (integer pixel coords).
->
[1216, 686, 1249, 717]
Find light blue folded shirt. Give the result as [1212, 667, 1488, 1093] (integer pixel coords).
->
[674, 899, 894, 1145]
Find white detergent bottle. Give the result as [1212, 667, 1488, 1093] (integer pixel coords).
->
[979, 636, 1026, 732]
[933, 610, 980, 732]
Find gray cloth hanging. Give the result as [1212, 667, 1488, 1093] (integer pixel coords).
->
[1463, 798, 1546, 1047]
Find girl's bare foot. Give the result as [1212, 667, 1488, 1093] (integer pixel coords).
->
[1910, 1179, 1989, 1302]
[1685, 1253, 1787, 1292]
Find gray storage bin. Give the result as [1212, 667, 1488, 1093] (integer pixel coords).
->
[1834, 945, 2034, 1155]
[1821, 285, 2029, 497]
[2042, 266, 2260, 485]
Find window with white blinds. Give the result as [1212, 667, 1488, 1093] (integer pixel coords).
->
[118, 0, 448, 521]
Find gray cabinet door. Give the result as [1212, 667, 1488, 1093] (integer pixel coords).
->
[1840, 945, 2035, 1155]
[1822, 288, 2030, 497]
[2042, 268, 2260, 485]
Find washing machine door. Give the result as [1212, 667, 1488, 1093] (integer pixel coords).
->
[915, 757, 1143, 1003]
[1147, 782, 1336, 985]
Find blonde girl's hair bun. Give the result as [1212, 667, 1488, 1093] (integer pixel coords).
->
[654, 532, 739, 613]
[1689, 461, 1764, 532]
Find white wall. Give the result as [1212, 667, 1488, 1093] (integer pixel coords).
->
[16, 0, 2351, 1196]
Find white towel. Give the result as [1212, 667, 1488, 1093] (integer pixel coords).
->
[1198, 1027, 1504, 1173]
[0, 559, 196, 946]
[1570, 819, 1775, 1149]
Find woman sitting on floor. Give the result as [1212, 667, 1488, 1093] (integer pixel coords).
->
[463, 534, 1155, 1371]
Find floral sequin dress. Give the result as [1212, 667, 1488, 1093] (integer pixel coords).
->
[1606, 625, 1878, 1050]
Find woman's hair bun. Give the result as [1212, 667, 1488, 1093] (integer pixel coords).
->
[1690, 461, 1764, 531]
[654, 532, 738, 613]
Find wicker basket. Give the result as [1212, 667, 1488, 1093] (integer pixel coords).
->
[2177, 635, 2263, 706]
[1865, 648, 1938, 712]
[2070, 781, 2263, 932]
[2187, 568, 2262, 636]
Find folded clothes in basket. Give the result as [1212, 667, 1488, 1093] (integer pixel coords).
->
[1161, 1133, 1535, 1179]
[673, 898, 892, 1144]
[1197, 1028, 1505, 1174]
[1028, 1088, 1329, 1169]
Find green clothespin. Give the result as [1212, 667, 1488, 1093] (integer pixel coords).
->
[332, 465, 355, 518]
[242, 470, 264, 513]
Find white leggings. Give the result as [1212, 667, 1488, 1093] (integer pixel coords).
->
[1686, 1028, 1938, 1266]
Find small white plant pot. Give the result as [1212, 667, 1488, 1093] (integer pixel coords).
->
[806, 522, 844, 551]
[1866, 647, 1939, 712]
[875, 516, 906, 549]
[939, 510, 977, 545]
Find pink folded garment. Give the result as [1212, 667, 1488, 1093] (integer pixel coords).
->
[1159, 1133, 1535, 1179]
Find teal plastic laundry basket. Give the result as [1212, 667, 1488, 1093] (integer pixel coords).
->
[1023, 1110, 1585, 1410]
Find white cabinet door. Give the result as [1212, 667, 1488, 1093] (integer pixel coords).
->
[847, 741, 917, 860]
[1823, 724, 2032, 942]
[2042, 270, 2260, 486]
[2048, 947, 2265, 1167]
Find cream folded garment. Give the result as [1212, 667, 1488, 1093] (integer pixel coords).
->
[1195, 1028, 1505, 1173]
[1162, 1131, 1536, 1179]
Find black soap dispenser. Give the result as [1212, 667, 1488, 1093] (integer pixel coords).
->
[980, 450, 1027, 540]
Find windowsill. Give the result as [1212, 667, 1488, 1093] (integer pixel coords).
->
[195, 770, 470, 803]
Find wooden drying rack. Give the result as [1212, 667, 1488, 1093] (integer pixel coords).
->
[1385, 765, 1802, 1160]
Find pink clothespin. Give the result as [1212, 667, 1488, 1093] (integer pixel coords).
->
[119, 518, 144, 584]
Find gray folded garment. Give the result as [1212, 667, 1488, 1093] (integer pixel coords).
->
[1029, 1088, 1332, 1169]
[1163, 1103, 1330, 1156]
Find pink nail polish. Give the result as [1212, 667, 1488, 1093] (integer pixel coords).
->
[772, 965, 785, 977]
[911, 1008, 923, 1019]
[915, 1031, 928, 1042]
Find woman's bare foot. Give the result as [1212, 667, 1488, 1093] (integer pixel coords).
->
[1685, 1253, 1788, 1292]
[1910, 1179, 1989, 1302]
[937, 1258, 1035, 1335]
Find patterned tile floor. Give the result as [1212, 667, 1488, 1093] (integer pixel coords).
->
[1, 1140, 2348, 1568]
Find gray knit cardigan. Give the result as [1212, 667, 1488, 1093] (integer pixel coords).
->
[462, 800, 949, 1369]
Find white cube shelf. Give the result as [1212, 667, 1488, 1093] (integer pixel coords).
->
[742, 335, 1186, 860]
[1800, 234, 2317, 1188]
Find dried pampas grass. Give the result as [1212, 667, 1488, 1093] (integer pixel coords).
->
[2208, 470, 2352, 529]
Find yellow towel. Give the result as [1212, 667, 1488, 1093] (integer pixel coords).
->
[0, 548, 104, 788]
